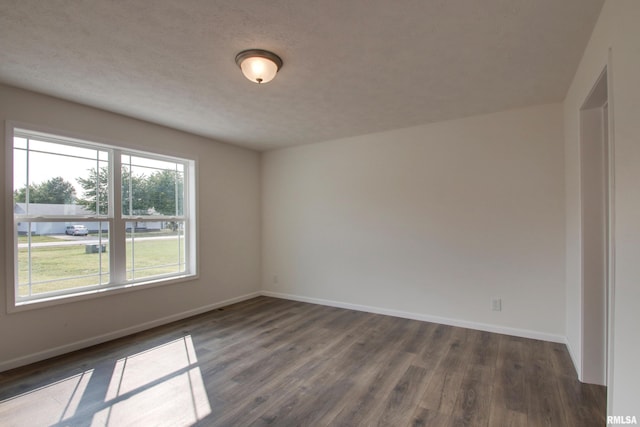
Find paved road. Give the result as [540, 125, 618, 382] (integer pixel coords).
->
[18, 235, 179, 248]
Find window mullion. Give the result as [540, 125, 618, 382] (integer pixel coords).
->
[187, 163, 195, 275]
[25, 139, 32, 296]
[111, 150, 127, 283]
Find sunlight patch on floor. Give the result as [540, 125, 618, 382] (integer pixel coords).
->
[0, 335, 211, 426]
[96, 335, 211, 426]
[0, 370, 94, 426]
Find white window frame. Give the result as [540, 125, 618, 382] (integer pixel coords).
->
[5, 121, 198, 312]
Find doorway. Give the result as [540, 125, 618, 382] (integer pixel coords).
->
[579, 68, 609, 386]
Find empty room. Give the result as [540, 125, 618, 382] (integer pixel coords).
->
[0, 0, 638, 425]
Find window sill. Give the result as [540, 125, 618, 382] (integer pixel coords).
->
[8, 273, 198, 314]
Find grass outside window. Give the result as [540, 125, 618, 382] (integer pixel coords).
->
[18, 236, 184, 298]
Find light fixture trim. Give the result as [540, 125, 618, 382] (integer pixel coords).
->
[235, 49, 283, 84]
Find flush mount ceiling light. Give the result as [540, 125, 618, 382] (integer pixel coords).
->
[235, 49, 283, 84]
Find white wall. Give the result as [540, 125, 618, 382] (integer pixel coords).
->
[0, 84, 261, 370]
[262, 103, 566, 340]
[564, 0, 640, 416]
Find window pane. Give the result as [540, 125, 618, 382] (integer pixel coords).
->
[121, 163, 143, 216]
[126, 221, 185, 281]
[17, 222, 110, 298]
[75, 164, 110, 216]
[14, 138, 109, 215]
[13, 148, 26, 197]
[14, 136, 27, 149]
[29, 139, 102, 160]
[121, 155, 184, 217]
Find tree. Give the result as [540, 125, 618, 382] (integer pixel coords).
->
[121, 167, 149, 215]
[145, 169, 183, 216]
[76, 167, 153, 215]
[76, 167, 109, 214]
[75, 167, 184, 216]
[14, 176, 76, 204]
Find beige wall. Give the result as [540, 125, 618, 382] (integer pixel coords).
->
[564, 0, 640, 416]
[0, 84, 262, 370]
[262, 103, 566, 340]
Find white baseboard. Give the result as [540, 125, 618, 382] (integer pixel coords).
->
[564, 337, 581, 380]
[0, 291, 261, 373]
[261, 290, 567, 344]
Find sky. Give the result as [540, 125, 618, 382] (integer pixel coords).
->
[13, 136, 183, 200]
[13, 136, 107, 198]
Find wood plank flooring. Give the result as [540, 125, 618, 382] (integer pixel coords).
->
[0, 297, 606, 426]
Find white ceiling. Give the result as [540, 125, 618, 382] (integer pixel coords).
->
[0, 0, 603, 151]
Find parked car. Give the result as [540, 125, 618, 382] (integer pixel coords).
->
[65, 225, 89, 236]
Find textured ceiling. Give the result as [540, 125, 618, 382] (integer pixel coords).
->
[0, 0, 603, 151]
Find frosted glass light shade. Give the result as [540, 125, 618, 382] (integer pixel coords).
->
[235, 49, 283, 84]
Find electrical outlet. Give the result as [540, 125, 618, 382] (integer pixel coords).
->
[273, 275, 278, 284]
[492, 298, 502, 311]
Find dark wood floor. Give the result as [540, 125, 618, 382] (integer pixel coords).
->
[0, 297, 606, 426]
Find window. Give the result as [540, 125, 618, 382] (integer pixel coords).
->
[8, 124, 197, 307]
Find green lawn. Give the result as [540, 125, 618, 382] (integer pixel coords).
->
[18, 237, 185, 297]
[17, 235, 62, 244]
[17, 230, 180, 244]
[99, 230, 182, 239]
